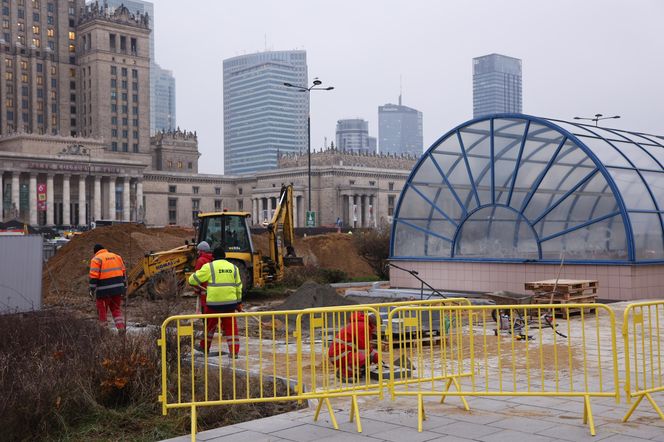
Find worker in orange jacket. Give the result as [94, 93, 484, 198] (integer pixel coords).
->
[328, 312, 379, 379]
[193, 241, 214, 313]
[89, 243, 126, 330]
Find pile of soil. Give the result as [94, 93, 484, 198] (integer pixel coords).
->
[253, 232, 374, 278]
[42, 224, 193, 303]
[276, 281, 358, 310]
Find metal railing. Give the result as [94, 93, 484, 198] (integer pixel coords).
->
[622, 300, 664, 422]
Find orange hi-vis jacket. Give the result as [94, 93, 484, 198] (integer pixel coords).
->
[89, 249, 127, 298]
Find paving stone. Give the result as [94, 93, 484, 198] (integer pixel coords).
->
[196, 426, 247, 440]
[234, 416, 306, 433]
[331, 417, 403, 436]
[597, 422, 664, 440]
[430, 421, 498, 439]
[270, 423, 345, 442]
[369, 426, 445, 442]
[477, 429, 555, 442]
[534, 422, 614, 441]
[489, 415, 558, 433]
[160, 435, 191, 442]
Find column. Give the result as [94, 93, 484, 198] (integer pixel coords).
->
[0, 173, 3, 220]
[11, 172, 19, 219]
[252, 198, 258, 225]
[362, 194, 369, 228]
[351, 195, 355, 227]
[122, 178, 130, 222]
[62, 174, 70, 226]
[371, 195, 377, 227]
[292, 194, 298, 228]
[78, 175, 86, 226]
[29, 173, 37, 226]
[136, 179, 143, 222]
[46, 174, 54, 226]
[93, 176, 101, 222]
[107, 176, 116, 221]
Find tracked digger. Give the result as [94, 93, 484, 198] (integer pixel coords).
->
[126, 184, 303, 298]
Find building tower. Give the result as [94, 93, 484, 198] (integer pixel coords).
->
[335, 118, 374, 154]
[77, 3, 151, 156]
[378, 94, 423, 157]
[0, 0, 86, 136]
[223, 50, 308, 175]
[472, 53, 522, 118]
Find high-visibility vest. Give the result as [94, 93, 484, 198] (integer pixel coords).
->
[89, 249, 126, 298]
[188, 259, 242, 306]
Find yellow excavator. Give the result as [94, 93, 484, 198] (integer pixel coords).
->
[126, 184, 302, 298]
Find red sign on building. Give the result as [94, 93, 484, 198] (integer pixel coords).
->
[37, 183, 47, 211]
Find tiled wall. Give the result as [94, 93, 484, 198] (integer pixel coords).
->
[389, 261, 664, 301]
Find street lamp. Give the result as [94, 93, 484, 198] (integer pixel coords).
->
[573, 113, 621, 127]
[283, 77, 334, 226]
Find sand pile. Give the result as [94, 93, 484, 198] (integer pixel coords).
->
[42, 224, 193, 303]
[253, 232, 374, 278]
[275, 281, 357, 311]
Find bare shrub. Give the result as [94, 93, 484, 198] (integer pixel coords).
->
[352, 224, 391, 279]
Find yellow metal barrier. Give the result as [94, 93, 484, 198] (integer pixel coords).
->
[622, 301, 664, 422]
[387, 303, 619, 435]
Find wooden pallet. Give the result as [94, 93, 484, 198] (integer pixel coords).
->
[525, 279, 598, 299]
[531, 293, 597, 316]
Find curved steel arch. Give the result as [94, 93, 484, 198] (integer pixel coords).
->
[390, 113, 664, 263]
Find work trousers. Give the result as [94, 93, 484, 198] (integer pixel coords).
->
[200, 305, 239, 355]
[96, 295, 125, 330]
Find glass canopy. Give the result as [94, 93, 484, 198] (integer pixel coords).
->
[391, 114, 664, 263]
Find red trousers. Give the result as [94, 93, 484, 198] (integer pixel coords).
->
[200, 305, 239, 355]
[96, 295, 125, 330]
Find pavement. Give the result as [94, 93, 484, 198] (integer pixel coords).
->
[161, 393, 664, 441]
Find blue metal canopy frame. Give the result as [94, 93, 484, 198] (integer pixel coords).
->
[390, 113, 664, 264]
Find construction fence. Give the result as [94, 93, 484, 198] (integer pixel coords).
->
[159, 299, 663, 441]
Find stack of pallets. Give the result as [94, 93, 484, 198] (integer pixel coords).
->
[524, 279, 598, 313]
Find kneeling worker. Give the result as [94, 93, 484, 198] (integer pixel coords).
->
[328, 312, 379, 380]
[188, 246, 242, 357]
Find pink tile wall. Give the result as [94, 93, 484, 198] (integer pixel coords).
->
[389, 262, 664, 301]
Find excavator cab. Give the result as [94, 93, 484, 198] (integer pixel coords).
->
[197, 212, 253, 254]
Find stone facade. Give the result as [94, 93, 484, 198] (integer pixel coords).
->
[151, 129, 199, 173]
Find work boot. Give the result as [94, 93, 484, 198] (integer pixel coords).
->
[194, 343, 219, 357]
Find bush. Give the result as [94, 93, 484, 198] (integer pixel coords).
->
[352, 224, 391, 279]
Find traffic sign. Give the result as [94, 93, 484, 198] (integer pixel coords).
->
[306, 211, 316, 227]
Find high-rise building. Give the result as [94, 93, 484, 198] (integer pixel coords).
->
[378, 96, 423, 157]
[77, 4, 151, 154]
[153, 64, 175, 131]
[336, 119, 374, 153]
[223, 50, 308, 175]
[473, 53, 522, 118]
[102, 0, 176, 133]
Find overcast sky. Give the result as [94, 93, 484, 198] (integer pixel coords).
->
[149, 0, 664, 174]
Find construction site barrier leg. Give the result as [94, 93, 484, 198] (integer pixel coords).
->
[439, 376, 470, 411]
[190, 404, 197, 442]
[349, 395, 362, 432]
[417, 393, 425, 433]
[583, 395, 595, 436]
[314, 398, 339, 429]
[623, 393, 664, 422]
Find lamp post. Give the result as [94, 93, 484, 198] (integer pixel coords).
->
[573, 113, 620, 127]
[283, 78, 334, 226]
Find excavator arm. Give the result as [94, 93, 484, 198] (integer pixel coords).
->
[266, 185, 302, 280]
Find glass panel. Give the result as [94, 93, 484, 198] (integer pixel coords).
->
[606, 168, 656, 210]
[411, 155, 443, 184]
[461, 121, 492, 205]
[535, 173, 618, 238]
[640, 171, 664, 209]
[493, 119, 526, 204]
[638, 144, 664, 171]
[540, 214, 627, 260]
[412, 183, 465, 221]
[402, 219, 456, 243]
[603, 140, 660, 170]
[393, 222, 425, 257]
[629, 213, 664, 260]
[454, 206, 538, 259]
[431, 134, 464, 174]
[426, 234, 452, 257]
[508, 124, 564, 210]
[395, 185, 436, 220]
[493, 118, 527, 137]
[575, 135, 632, 168]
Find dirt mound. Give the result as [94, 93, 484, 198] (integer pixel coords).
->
[253, 232, 375, 278]
[42, 224, 193, 303]
[276, 281, 357, 310]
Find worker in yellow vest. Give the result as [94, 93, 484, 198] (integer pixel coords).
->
[188, 247, 242, 357]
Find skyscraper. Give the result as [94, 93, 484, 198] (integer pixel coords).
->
[103, 0, 176, 133]
[223, 50, 308, 175]
[472, 53, 522, 118]
[336, 119, 374, 153]
[153, 64, 175, 131]
[378, 96, 423, 157]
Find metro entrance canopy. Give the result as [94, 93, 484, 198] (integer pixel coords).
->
[391, 114, 664, 264]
